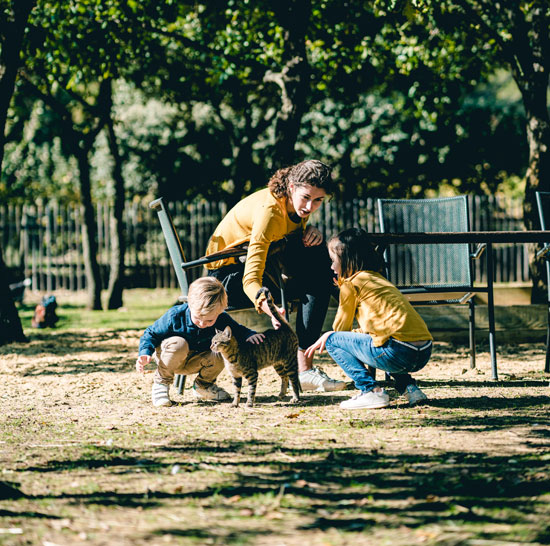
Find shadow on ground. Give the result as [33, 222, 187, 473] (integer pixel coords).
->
[9, 441, 550, 543]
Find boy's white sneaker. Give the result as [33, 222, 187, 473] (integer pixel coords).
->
[299, 366, 347, 392]
[152, 382, 172, 407]
[340, 389, 390, 409]
[404, 384, 428, 406]
[192, 381, 231, 401]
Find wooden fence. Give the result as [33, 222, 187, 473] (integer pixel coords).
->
[0, 195, 530, 292]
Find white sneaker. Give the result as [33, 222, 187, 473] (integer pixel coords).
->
[151, 382, 172, 407]
[340, 389, 390, 409]
[299, 366, 347, 392]
[192, 381, 231, 401]
[404, 384, 428, 406]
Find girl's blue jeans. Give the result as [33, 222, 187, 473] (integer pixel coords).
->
[325, 332, 432, 394]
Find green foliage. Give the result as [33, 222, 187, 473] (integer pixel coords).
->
[1, 0, 541, 204]
[299, 73, 526, 198]
[2, 97, 81, 202]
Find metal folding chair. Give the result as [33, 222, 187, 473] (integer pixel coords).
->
[149, 197, 290, 394]
[535, 191, 550, 373]
[377, 196, 498, 378]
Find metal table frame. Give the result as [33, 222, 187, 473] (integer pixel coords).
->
[366, 230, 550, 380]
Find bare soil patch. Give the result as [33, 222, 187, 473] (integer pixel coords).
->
[1, 328, 549, 545]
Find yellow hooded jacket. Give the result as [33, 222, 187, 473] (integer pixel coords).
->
[333, 270, 433, 346]
[205, 188, 306, 310]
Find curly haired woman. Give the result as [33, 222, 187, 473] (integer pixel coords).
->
[205, 159, 346, 392]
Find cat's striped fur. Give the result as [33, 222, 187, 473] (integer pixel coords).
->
[210, 288, 301, 407]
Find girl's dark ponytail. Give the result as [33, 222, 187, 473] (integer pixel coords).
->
[331, 228, 385, 278]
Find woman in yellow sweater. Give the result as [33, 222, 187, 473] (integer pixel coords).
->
[305, 227, 433, 409]
[205, 159, 346, 392]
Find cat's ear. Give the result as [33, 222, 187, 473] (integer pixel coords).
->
[215, 328, 222, 334]
[224, 325, 232, 337]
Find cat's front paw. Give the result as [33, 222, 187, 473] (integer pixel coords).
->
[289, 396, 300, 404]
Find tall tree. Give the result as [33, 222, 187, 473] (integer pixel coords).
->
[400, 0, 550, 300]
[21, 78, 106, 310]
[406, 1, 549, 223]
[0, 0, 35, 345]
[17, 0, 167, 308]
[103, 80, 126, 310]
[265, 0, 312, 168]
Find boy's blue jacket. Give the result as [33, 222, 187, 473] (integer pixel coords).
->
[138, 303, 256, 356]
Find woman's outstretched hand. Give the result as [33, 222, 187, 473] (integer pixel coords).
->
[302, 225, 323, 247]
[304, 330, 334, 359]
[261, 299, 286, 329]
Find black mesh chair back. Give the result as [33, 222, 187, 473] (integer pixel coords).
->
[377, 195, 497, 378]
[535, 191, 550, 372]
[378, 196, 473, 294]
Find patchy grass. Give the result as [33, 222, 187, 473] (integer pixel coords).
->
[16, 288, 181, 331]
[1, 292, 550, 545]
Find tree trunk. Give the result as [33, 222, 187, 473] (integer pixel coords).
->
[266, 0, 312, 168]
[517, 81, 550, 303]
[20, 80, 108, 310]
[499, 1, 550, 303]
[0, 244, 27, 346]
[0, 1, 35, 344]
[75, 146, 103, 310]
[0, 0, 36, 169]
[105, 116, 126, 310]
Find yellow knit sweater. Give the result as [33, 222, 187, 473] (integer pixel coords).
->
[333, 270, 433, 346]
[205, 188, 306, 308]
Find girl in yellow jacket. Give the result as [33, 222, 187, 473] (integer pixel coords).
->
[206, 159, 346, 392]
[305, 227, 433, 409]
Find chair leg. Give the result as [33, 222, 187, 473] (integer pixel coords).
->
[366, 366, 391, 382]
[486, 243, 498, 380]
[174, 374, 186, 395]
[469, 299, 476, 369]
[546, 303, 550, 373]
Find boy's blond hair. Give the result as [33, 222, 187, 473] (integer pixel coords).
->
[187, 277, 227, 317]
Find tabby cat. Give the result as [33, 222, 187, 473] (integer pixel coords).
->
[210, 287, 301, 407]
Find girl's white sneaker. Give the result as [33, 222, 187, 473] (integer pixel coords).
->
[340, 389, 390, 409]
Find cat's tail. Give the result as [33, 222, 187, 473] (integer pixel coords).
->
[256, 287, 290, 327]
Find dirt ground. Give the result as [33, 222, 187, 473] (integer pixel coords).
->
[1, 328, 549, 545]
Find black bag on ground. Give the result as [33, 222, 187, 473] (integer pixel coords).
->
[32, 295, 59, 328]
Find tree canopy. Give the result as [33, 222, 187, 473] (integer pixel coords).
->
[2, 0, 537, 205]
[1, 0, 549, 320]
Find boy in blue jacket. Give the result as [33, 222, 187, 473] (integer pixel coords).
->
[136, 277, 264, 407]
